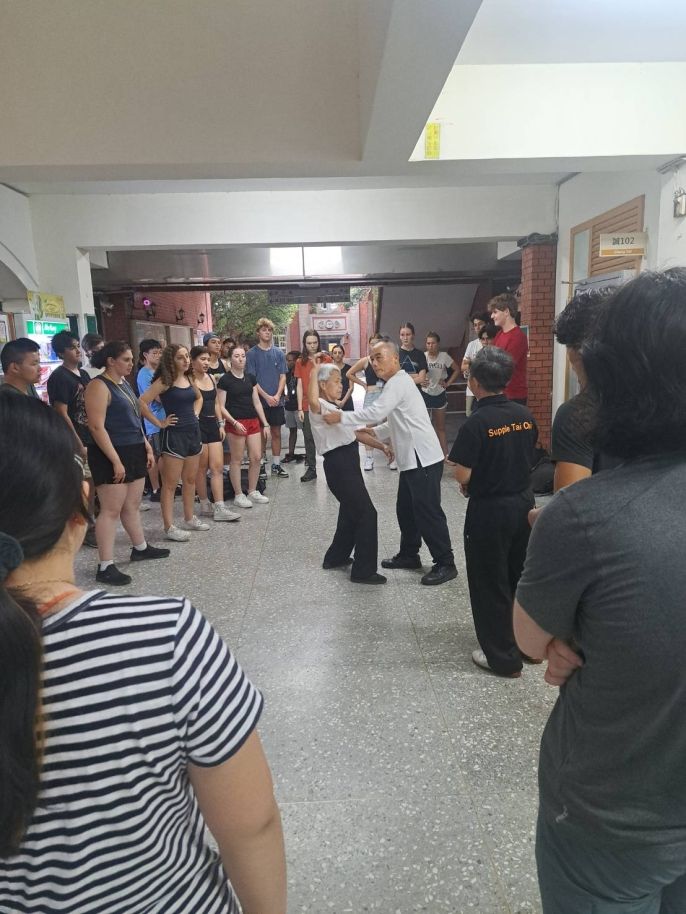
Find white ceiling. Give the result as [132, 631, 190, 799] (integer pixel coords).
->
[458, 0, 686, 64]
[1, 0, 681, 197]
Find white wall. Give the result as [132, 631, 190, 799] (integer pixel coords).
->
[553, 170, 663, 410]
[379, 284, 477, 351]
[412, 63, 686, 161]
[656, 170, 686, 269]
[0, 185, 39, 299]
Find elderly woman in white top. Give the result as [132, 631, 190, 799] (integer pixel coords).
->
[308, 360, 390, 585]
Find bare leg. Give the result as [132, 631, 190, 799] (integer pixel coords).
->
[432, 407, 448, 456]
[247, 433, 262, 492]
[160, 455, 184, 530]
[229, 433, 246, 497]
[196, 444, 209, 501]
[119, 478, 146, 545]
[95, 484, 129, 562]
[182, 455, 201, 521]
[148, 455, 161, 492]
[270, 425, 281, 458]
[208, 442, 225, 502]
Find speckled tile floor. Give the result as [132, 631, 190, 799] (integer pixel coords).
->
[73, 419, 556, 914]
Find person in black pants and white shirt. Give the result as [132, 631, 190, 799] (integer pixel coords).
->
[324, 340, 457, 586]
[448, 347, 537, 678]
[309, 359, 391, 585]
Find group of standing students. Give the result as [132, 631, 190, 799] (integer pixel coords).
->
[79, 335, 273, 586]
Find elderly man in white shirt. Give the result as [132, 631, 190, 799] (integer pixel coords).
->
[324, 340, 457, 586]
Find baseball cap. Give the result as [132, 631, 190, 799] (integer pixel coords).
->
[203, 332, 220, 346]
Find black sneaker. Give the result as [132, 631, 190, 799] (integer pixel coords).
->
[271, 464, 289, 478]
[295, 454, 305, 463]
[96, 564, 132, 586]
[130, 544, 171, 562]
[84, 526, 98, 549]
[421, 564, 458, 586]
[381, 554, 422, 570]
[300, 468, 317, 482]
[282, 454, 295, 463]
[350, 572, 387, 585]
[149, 490, 161, 503]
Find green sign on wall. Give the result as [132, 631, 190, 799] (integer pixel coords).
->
[26, 319, 69, 336]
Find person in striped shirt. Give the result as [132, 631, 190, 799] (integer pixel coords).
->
[0, 395, 286, 914]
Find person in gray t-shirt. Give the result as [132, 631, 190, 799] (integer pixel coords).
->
[514, 268, 686, 914]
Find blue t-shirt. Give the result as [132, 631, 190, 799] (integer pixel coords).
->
[245, 345, 287, 404]
[137, 366, 166, 436]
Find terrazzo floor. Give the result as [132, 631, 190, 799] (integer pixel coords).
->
[73, 415, 556, 914]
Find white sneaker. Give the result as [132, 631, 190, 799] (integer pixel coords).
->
[233, 493, 253, 509]
[198, 501, 214, 517]
[139, 500, 151, 512]
[388, 459, 398, 471]
[364, 456, 374, 471]
[165, 524, 191, 542]
[214, 504, 241, 523]
[181, 515, 210, 531]
[248, 490, 270, 504]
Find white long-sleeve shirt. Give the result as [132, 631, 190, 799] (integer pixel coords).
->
[339, 369, 444, 472]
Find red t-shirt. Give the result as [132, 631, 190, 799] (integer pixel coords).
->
[494, 326, 528, 399]
[293, 354, 332, 411]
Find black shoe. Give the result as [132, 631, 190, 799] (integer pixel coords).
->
[282, 454, 295, 463]
[381, 554, 422, 570]
[322, 557, 353, 570]
[96, 564, 132, 586]
[421, 564, 458, 586]
[295, 454, 305, 462]
[130, 544, 171, 562]
[271, 464, 289, 478]
[149, 490, 161, 503]
[84, 526, 98, 549]
[301, 468, 317, 482]
[350, 572, 387, 585]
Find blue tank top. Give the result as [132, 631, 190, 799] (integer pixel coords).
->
[199, 385, 217, 419]
[99, 377, 144, 447]
[159, 384, 198, 429]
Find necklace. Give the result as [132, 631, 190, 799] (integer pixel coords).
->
[103, 373, 140, 417]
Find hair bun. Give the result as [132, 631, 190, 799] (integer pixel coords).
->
[0, 532, 23, 581]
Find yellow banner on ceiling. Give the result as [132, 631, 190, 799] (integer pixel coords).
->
[27, 291, 66, 320]
[424, 123, 441, 160]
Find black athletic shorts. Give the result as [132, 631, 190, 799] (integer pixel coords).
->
[262, 404, 285, 427]
[88, 441, 148, 487]
[160, 425, 203, 459]
[199, 416, 222, 444]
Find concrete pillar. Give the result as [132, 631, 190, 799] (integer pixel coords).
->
[517, 232, 557, 449]
[31, 239, 96, 336]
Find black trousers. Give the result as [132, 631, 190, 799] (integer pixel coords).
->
[302, 411, 317, 469]
[323, 442, 377, 578]
[463, 491, 534, 675]
[397, 459, 454, 567]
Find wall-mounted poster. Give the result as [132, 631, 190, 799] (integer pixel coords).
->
[27, 291, 66, 320]
[0, 314, 10, 345]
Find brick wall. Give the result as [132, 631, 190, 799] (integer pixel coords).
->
[101, 290, 212, 345]
[518, 236, 557, 449]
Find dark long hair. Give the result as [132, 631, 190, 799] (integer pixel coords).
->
[300, 329, 322, 365]
[0, 396, 88, 855]
[90, 340, 130, 371]
[583, 267, 686, 458]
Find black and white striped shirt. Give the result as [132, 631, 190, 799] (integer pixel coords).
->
[0, 591, 263, 914]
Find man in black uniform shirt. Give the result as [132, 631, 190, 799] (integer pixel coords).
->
[448, 347, 537, 678]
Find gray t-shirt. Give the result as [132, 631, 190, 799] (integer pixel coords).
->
[517, 454, 686, 844]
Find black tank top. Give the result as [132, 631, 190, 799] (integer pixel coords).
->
[364, 361, 381, 386]
[159, 384, 198, 429]
[207, 360, 226, 379]
[99, 377, 144, 447]
[199, 385, 217, 419]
